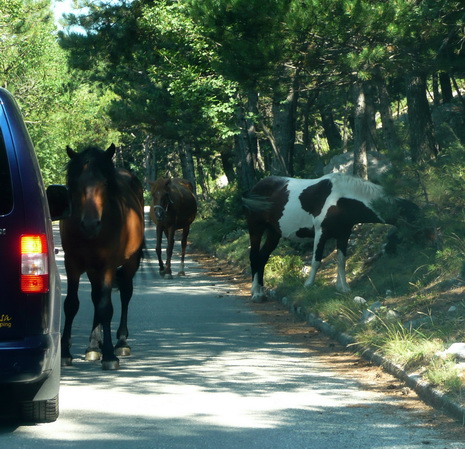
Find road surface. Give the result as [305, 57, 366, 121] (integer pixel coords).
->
[1, 213, 464, 448]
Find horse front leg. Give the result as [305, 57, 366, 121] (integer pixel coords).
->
[163, 228, 175, 279]
[88, 270, 119, 370]
[335, 233, 351, 293]
[304, 229, 326, 288]
[155, 224, 165, 276]
[61, 266, 81, 366]
[178, 226, 190, 276]
[85, 297, 103, 361]
[114, 260, 137, 357]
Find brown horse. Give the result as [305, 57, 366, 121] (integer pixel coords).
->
[60, 144, 144, 370]
[149, 177, 197, 278]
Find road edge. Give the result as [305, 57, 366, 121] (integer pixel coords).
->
[280, 297, 465, 426]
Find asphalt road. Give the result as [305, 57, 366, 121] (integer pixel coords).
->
[1, 213, 464, 448]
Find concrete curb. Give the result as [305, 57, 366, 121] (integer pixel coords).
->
[280, 297, 465, 425]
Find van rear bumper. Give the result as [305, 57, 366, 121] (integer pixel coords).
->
[0, 333, 60, 384]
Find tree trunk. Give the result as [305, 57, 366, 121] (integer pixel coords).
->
[219, 146, 236, 184]
[235, 90, 259, 191]
[300, 90, 323, 176]
[364, 82, 377, 152]
[143, 134, 156, 185]
[352, 82, 368, 180]
[178, 143, 197, 194]
[319, 108, 342, 152]
[194, 155, 208, 200]
[432, 73, 440, 106]
[377, 77, 400, 153]
[439, 72, 453, 103]
[406, 73, 439, 164]
[271, 74, 299, 176]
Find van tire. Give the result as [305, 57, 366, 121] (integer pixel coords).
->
[20, 395, 59, 423]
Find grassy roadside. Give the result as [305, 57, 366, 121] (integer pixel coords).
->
[189, 202, 465, 407]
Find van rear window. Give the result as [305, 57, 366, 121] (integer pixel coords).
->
[0, 127, 13, 215]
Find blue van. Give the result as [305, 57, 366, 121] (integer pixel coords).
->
[0, 87, 67, 423]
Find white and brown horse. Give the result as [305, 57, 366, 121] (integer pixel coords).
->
[149, 178, 197, 278]
[243, 173, 420, 301]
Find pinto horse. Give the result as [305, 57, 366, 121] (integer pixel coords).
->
[149, 177, 197, 278]
[243, 173, 420, 301]
[60, 144, 144, 370]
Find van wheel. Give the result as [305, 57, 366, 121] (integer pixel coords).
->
[20, 395, 59, 423]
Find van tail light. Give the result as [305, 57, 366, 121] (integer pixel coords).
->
[21, 234, 49, 293]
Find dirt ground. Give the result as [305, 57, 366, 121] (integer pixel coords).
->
[191, 249, 465, 440]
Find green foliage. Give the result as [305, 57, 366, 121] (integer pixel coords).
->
[190, 182, 245, 253]
[264, 254, 305, 289]
[426, 358, 463, 394]
[0, 0, 124, 185]
[188, 0, 290, 88]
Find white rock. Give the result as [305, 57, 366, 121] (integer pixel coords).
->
[444, 343, 465, 361]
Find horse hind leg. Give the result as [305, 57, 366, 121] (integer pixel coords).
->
[61, 266, 81, 366]
[251, 227, 280, 302]
[155, 225, 166, 276]
[178, 226, 190, 276]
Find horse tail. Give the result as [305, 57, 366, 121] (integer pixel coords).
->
[242, 193, 273, 212]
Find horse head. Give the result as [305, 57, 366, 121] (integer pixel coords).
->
[150, 178, 174, 222]
[66, 144, 117, 239]
[383, 198, 436, 253]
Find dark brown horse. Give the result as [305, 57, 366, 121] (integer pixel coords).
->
[149, 177, 197, 278]
[60, 144, 144, 370]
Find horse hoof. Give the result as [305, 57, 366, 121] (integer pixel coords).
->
[165, 273, 173, 279]
[61, 357, 73, 367]
[85, 350, 102, 361]
[252, 294, 267, 303]
[115, 345, 131, 357]
[102, 359, 120, 370]
[178, 271, 186, 276]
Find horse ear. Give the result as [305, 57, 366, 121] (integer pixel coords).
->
[106, 143, 116, 159]
[66, 146, 77, 159]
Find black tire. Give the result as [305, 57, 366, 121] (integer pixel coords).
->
[20, 395, 59, 423]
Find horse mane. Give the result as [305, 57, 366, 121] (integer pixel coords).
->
[328, 173, 386, 200]
[66, 146, 117, 190]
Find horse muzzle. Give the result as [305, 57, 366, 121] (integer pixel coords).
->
[154, 205, 166, 222]
[80, 218, 102, 238]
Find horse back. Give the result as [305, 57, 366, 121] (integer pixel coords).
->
[243, 176, 290, 227]
[171, 178, 197, 219]
[243, 174, 386, 241]
[116, 168, 145, 258]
